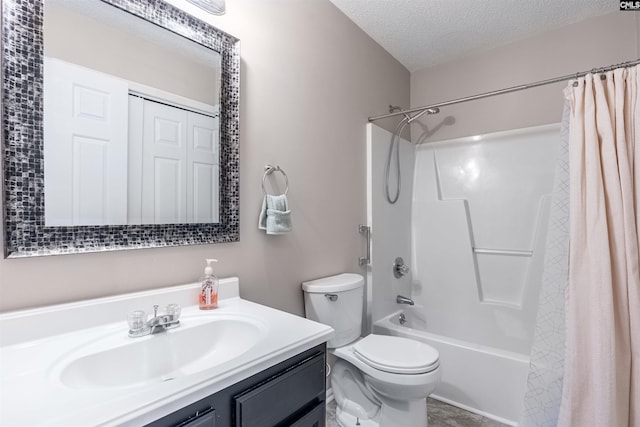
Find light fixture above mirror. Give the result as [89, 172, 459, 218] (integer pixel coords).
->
[186, 0, 225, 15]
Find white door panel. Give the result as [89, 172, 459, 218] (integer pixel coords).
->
[135, 99, 219, 224]
[187, 111, 219, 223]
[44, 57, 128, 226]
[141, 101, 188, 224]
[192, 163, 219, 223]
[154, 157, 182, 224]
[127, 96, 144, 224]
[73, 135, 107, 225]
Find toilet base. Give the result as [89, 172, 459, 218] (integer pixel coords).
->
[378, 397, 427, 427]
[331, 355, 435, 427]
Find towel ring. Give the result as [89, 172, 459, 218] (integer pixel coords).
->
[262, 165, 289, 196]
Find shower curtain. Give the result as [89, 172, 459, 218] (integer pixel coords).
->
[558, 66, 640, 426]
[523, 64, 640, 426]
[520, 103, 570, 427]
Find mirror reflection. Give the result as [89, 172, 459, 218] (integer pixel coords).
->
[43, 0, 222, 226]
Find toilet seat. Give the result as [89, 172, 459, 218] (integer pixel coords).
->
[353, 334, 439, 374]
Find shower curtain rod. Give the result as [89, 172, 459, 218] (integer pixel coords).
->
[368, 59, 640, 122]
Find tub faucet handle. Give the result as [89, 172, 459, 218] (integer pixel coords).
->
[393, 257, 410, 278]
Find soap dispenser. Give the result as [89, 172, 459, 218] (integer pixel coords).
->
[199, 259, 219, 310]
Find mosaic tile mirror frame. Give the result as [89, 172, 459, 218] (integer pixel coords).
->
[2, 0, 240, 258]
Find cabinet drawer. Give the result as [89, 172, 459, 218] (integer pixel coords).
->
[289, 402, 325, 427]
[234, 352, 325, 427]
[176, 407, 216, 427]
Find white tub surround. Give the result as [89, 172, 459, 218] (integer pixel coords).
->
[411, 124, 559, 355]
[0, 278, 333, 426]
[366, 123, 560, 424]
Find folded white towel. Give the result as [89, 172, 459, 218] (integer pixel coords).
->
[258, 194, 292, 234]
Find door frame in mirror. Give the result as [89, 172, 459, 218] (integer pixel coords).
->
[1, 0, 240, 258]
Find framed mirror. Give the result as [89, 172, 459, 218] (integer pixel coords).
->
[2, 0, 240, 258]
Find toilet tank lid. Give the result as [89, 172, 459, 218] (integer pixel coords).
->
[302, 273, 364, 293]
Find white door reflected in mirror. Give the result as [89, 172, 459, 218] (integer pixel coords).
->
[44, 59, 220, 226]
[44, 57, 129, 226]
[130, 97, 219, 225]
[43, 0, 222, 226]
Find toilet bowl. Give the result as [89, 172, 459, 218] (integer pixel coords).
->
[302, 273, 441, 427]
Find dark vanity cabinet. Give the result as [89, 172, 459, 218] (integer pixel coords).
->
[146, 344, 327, 427]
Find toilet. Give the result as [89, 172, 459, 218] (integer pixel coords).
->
[302, 273, 441, 427]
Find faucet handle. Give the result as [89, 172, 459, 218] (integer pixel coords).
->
[127, 310, 148, 331]
[166, 303, 181, 320]
[393, 257, 410, 278]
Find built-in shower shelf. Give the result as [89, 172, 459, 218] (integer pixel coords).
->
[473, 248, 533, 257]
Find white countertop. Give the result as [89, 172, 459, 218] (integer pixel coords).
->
[0, 278, 333, 426]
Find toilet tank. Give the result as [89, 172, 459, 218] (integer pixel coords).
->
[302, 273, 364, 348]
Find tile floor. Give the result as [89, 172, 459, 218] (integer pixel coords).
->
[326, 398, 509, 427]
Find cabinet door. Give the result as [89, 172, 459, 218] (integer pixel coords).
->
[234, 353, 325, 427]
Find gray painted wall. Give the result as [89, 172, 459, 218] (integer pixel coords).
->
[410, 12, 640, 144]
[4, 5, 635, 317]
[0, 0, 409, 313]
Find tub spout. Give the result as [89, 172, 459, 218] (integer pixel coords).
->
[396, 295, 414, 305]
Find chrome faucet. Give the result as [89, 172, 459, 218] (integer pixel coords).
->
[128, 304, 181, 338]
[396, 295, 415, 305]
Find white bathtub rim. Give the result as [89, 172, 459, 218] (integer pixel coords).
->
[375, 310, 530, 364]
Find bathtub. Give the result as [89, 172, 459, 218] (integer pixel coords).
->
[374, 309, 530, 426]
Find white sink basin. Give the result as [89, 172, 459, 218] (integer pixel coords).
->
[54, 314, 267, 389]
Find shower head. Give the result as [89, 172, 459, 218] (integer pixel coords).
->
[406, 106, 440, 124]
[388, 105, 440, 124]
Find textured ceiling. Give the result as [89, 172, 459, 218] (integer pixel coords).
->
[329, 0, 616, 72]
